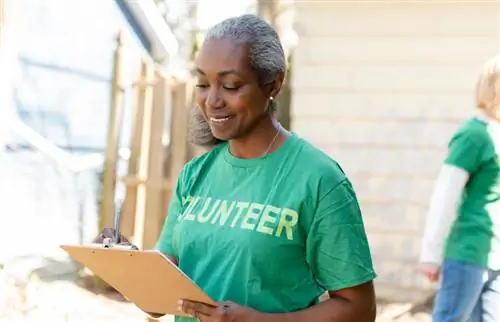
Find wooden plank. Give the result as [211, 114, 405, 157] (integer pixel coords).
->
[132, 61, 155, 249]
[144, 73, 168, 250]
[121, 61, 151, 239]
[134, 72, 168, 250]
[167, 82, 190, 184]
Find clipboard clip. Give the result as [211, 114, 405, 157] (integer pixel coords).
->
[98, 203, 139, 250]
[102, 238, 139, 250]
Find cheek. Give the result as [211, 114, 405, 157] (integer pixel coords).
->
[195, 90, 206, 107]
[195, 91, 208, 116]
[225, 92, 264, 115]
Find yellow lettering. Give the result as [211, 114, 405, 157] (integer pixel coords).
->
[231, 202, 249, 228]
[181, 196, 192, 207]
[180, 196, 200, 221]
[275, 208, 299, 240]
[198, 199, 220, 223]
[211, 200, 236, 225]
[241, 203, 264, 230]
[256, 205, 281, 235]
[195, 197, 212, 223]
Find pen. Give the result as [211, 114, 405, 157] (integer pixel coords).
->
[114, 202, 122, 244]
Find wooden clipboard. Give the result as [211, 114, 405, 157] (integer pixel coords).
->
[61, 244, 215, 317]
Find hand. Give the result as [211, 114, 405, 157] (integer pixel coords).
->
[178, 299, 262, 322]
[93, 227, 132, 246]
[418, 262, 440, 282]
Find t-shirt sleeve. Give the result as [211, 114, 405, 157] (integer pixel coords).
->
[444, 132, 483, 174]
[306, 179, 376, 291]
[155, 171, 185, 257]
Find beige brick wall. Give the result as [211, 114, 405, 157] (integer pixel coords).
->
[291, 3, 500, 301]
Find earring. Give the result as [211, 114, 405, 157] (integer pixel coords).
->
[270, 96, 274, 101]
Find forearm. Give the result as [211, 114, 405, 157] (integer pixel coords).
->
[420, 165, 468, 264]
[260, 297, 375, 322]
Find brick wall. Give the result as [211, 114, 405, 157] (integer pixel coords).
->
[291, 2, 500, 300]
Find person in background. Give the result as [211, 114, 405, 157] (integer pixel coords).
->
[419, 55, 500, 322]
[97, 14, 377, 322]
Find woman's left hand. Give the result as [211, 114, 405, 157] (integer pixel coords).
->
[178, 299, 262, 322]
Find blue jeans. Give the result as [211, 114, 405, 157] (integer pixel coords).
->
[432, 259, 500, 322]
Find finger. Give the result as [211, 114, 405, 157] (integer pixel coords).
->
[102, 227, 116, 238]
[179, 299, 217, 317]
[424, 271, 438, 282]
[119, 235, 131, 244]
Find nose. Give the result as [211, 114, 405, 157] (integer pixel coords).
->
[205, 87, 223, 109]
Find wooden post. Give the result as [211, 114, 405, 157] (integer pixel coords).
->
[159, 81, 191, 237]
[143, 72, 168, 249]
[257, 0, 278, 26]
[120, 60, 152, 239]
[168, 82, 190, 183]
[133, 72, 168, 250]
[99, 31, 125, 231]
[257, 0, 292, 130]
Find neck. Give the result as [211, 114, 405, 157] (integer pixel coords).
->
[478, 108, 500, 124]
[228, 116, 287, 159]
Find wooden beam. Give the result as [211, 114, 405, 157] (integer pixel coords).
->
[121, 60, 152, 239]
[133, 72, 168, 250]
[143, 72, 168, 249]
[167, 82, 190, 184]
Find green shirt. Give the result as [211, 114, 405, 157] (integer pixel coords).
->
[444, 117, 500, 269]
[156, 133, 376, 321]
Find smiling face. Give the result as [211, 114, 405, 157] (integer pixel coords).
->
[194, 38, 272, 141]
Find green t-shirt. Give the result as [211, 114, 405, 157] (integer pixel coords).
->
[156, 133, 376, 321]
[444, 117, 500, 269]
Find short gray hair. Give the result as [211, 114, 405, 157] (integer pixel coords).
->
[204, 14, 286, 88]
[190, 14, 286, 147]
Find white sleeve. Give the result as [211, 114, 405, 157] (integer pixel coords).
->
[419, 164, 469, 265]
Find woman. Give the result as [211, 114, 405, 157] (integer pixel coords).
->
[99, 14, 376, 322]
[419, 55, 500, 322]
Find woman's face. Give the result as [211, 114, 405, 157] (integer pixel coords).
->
[194, 38, 272, 141]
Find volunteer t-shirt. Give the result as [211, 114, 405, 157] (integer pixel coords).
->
[156, 133, 376, 322]
[444, 117, 500, 269]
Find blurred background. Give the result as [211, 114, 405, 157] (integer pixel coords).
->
[0, 0, 495, 321]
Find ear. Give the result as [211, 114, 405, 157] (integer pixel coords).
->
[269, 72, 285, 99]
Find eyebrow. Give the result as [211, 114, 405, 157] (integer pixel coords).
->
[194, 68, 241, 77]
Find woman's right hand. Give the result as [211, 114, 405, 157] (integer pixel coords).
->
[418, 262, 440, 282]
[93, 227, 133, 246]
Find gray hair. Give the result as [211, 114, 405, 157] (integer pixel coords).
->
[189, 14, 286, 147]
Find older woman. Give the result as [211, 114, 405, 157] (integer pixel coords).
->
[419, 55, 500, 322]
[101, 14, 376, 322]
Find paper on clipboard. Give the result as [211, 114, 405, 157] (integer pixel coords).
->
[60, 244, 215, 317]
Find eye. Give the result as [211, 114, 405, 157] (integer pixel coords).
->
[223, 85, 239, 91]
[195, 84, 209, 89]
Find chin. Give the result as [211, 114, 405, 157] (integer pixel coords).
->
[210, 128, 237, 141]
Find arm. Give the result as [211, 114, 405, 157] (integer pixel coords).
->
[260, 282, 375, 322]
[265, 180, 376, 322]
[419, 165, 469, 264]
[420, 131, 482, 265]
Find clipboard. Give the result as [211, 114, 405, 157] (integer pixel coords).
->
[60, 244, 215, 317]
